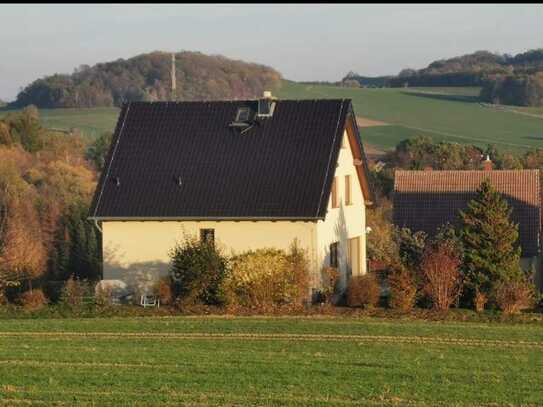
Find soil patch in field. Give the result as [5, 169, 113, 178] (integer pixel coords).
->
[363, 142, 386, 163]
[356, 116, 389, 127]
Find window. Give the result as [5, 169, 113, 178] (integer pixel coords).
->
[331, 177, 339, 208]
[235, 107, 251, 122]
[257, 99, 276, 117]
[330, 242, 339, 268]
[346, 237, 360, 276]
[200, 229, 215, 247]
[345, 175, 352, 205]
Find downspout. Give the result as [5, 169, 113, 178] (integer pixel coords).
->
[92, 218, 103, 234]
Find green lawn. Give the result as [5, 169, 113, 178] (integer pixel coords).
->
[0, 316, 541, 405]
[277, 82, 543, 152]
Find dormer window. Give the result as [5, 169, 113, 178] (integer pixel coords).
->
[257, 98, 275, 117]
[257, 90, 276, 118]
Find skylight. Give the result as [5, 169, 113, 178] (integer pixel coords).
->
[235, 107, 251, 122]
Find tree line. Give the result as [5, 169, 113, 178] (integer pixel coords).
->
[12, 51, 283, 108]
[369, 135, 543, 204]
[0, 106, 107, 302]
[343, 49, 543, 106]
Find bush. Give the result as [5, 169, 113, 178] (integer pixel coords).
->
[421, 242, 462, 311]
[346, 273, 380, 308]
[157, 277, 174, 306]
[169, 237, 229, 306]
[474, 290, 488, 312]
[224, 242, 310, 309]
[95, 284, 113, 307]
[60, 275, 87, 309]
[387, 263, 417, 312]
[19, 289, 47, 311]
[494, 278, 538, 314]
[316, 266, 340, 304]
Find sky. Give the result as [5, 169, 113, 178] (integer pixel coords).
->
[1, 4, 543, 101]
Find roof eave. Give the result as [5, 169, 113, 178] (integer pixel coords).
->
[88, 216, 324, 222]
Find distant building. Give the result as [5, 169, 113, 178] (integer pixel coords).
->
[393, 162, 542, 289]
[89, 93, 374, 298]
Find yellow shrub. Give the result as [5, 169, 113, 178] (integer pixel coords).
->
[224, 243, 309, 309]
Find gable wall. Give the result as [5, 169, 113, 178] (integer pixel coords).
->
[316, 129, 367, 293]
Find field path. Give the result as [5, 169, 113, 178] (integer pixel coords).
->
[1, 331, 541, 348]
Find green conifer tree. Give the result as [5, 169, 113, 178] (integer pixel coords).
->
[460, 179, 524, 302]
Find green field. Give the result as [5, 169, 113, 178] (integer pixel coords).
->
[0, 106, 119, 139]
[278, 82, 543, 151]
[0, 316, 542, 405]
[2, 81, 543, 152]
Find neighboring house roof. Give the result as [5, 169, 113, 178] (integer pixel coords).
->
[393, 169, 541, 257]
[90, 98, 372, 220]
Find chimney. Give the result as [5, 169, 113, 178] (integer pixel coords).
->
[483, 155, 493, 171]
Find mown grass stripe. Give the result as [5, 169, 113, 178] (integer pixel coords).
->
[1, 331, 541, 348]
[3, 388, 536, 407]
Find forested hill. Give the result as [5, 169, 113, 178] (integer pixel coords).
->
[344, 49, 543, 88]
[389, 49, 543, 87]
[12, 51, 283, 108]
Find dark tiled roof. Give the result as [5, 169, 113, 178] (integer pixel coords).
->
[393, 170, 541, 257]
[90, 99, 365, 219]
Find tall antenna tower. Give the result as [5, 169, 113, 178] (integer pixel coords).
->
[170, 53, 176, 101]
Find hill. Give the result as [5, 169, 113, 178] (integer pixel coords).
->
[12, 51, 282, 108]
[277, 81, 543, 151]
[345, 49, 543, 93]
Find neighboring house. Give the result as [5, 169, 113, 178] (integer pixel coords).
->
[393, 163, 542, 289]
[89, 93, 373, 298]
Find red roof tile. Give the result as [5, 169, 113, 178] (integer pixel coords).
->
[393, 170, 541, 257]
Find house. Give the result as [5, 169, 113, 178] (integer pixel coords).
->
[393, 163, 542, 289]
[89, 93, 373, 298]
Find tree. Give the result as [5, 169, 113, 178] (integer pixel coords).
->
[6, 106, 43, 152]
[421, 240, 462, 311]
[85, 132, 112, 172]
[459, 179, 524, 309]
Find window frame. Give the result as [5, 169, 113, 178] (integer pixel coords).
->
[345, 174, 352, 205]
[330, 242, 339, 268]
[199, 228, 215, 247]
[331, 177, 339, 208]
[235, 107, 251, 122]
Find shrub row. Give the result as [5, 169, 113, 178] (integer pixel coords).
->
[168, 237, 310, 310]
[348, 241, 538, 315]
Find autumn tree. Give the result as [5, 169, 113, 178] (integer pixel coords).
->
[0, 160, 46, 296]
[421, 241, 462, 311]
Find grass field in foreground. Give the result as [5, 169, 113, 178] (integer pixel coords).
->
[278, 82, 543, 152]
[0, 316, 542, 406]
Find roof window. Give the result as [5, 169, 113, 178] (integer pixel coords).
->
[236, 107, 251, 122]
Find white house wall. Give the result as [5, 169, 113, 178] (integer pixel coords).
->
[102, 220, 316, 296]
[316, 130, 367, 293]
